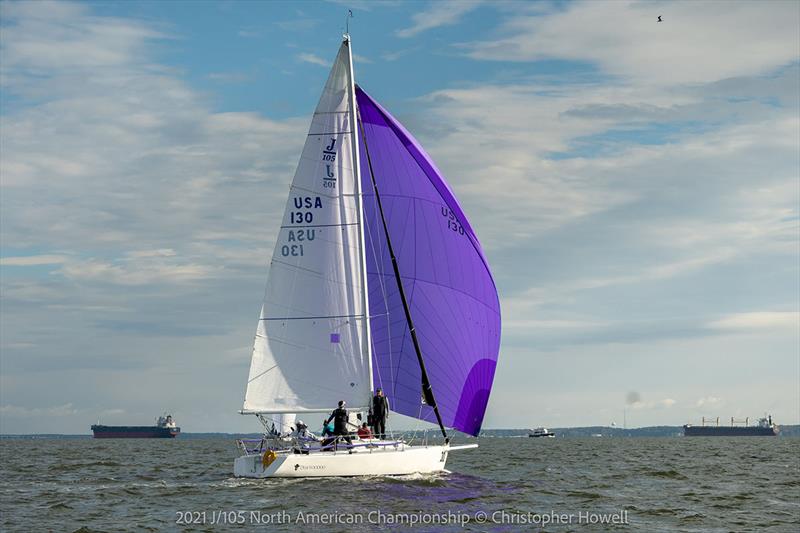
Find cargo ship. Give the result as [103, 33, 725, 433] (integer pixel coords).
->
[683, 415, 778, 437]
[91, 414, 180, 438]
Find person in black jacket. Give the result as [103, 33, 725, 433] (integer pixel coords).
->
[325, 400, 351, 448]
[371, 389, 390, 439]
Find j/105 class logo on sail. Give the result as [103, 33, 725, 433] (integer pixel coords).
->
[323, 137, 337, 188]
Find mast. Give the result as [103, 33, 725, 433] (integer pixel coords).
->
[356, 103, 449, 442]
[344, 34, 374, 400]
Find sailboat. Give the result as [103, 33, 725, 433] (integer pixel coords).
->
[233, 33, 501, 478]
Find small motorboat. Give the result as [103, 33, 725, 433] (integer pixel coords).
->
[529, 427, 556, 438]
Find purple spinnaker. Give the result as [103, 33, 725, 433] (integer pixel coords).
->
[356, 86, 501, 436]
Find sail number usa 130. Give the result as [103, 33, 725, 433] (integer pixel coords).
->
[283, 196, 322, 257]
[442, 207, 465, 236]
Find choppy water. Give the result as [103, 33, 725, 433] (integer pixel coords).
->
[1, 436, 798, 532]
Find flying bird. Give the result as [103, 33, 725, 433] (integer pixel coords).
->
[657, 16, 663, 22]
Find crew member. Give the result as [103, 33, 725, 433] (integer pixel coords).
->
[371, 388, 390, 440]
[357, 422, 373, 440]
[325, 400, 352, 447]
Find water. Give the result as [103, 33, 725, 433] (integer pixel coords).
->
[1, 437, 798, 532]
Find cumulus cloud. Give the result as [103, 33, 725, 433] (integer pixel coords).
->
[416, 71, 798, 252]
[1, 2, 306, 269]
[467, 0, 799, 85]
[297, 52, 329, 67]
[0, 1, 163, 75]
[397, 0, 482, 38]
[1, 1, 797, 432]
[708, 312, 800, 332]
[0, 255, 68, 266]
[59, 257, 218, 285]
[408, 16, 797, 363]
[0, 1, 305, 430]
[696, 396, 723, 408]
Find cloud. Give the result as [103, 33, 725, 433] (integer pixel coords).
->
[0, 1, 165, 76]
[297, 52, 329, 67]
[466, 0, 799, 85]
[93, 319, 228, 336]
[396, 0, 482, 38]
[1, 1, 306, 271]
[624, 393, 676, 410]
[1, 1, 797, 433]
[125, 249, 177, 259]
[237, 29, 261, 39]
[696, 396, 723, 408]
[0, 2, 307, 416]
[58, 256, 219, 285]
[274, 18, 319, 32]
[708, 312, 800, 332]
[415, 77, 798, 256]
[327, 0, 402, 13]
[207, 72, 250, 83]
[0, 254, 68, 266]
[381, 46, 421, 62]
[3, 342, 36, 349]
[0, 403, 78, 417]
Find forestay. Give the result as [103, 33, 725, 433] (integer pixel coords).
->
[243, 41, 371, 413]
[356, 86, 501, 436]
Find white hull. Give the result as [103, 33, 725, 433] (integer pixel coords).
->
[233, 442, 477, 478]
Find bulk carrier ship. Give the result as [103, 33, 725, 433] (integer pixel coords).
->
[683, 415, 778, 436]
[91, 414, 180, 438]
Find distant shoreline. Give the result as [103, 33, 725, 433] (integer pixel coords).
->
[2, 425, 799, 439]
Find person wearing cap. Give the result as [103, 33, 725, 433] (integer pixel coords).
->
[293, 420, 317, 441]
[325, 400, 351, 447]
[371, 388, 390, 440]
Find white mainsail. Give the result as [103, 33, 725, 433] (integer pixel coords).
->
[242, 39, 371, 414]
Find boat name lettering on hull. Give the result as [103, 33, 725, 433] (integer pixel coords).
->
[294, 464, 325, 471]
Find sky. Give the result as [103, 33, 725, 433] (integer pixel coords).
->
[1, 0, 798, 434]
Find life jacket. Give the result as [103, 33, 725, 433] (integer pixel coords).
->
[262, 450, 277, 468]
